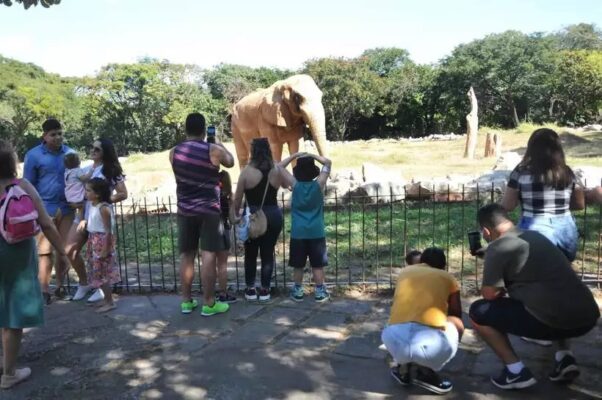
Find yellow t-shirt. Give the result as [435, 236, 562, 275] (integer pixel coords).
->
[388, 264, 460, 328]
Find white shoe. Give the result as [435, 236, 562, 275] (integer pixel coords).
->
[87, 288, 105, 303]
[1, 367, 31, 389]
[520, 337, 553, 346]
[72, 285, 92, 301]
[378, 343, 387, 351]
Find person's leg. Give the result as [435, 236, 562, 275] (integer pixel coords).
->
[200, 250, 218, 305]
[177, 215, 201, 307]
[180, 251, 196, 302]
[36, 230, 54, 297]
[216, 251, 229, 293]
[293, 268, 304, 285]
[96, 282, 116, 313]
[244, 240, 259, 288]
[469, 300, 520, 365]
[66, 223, 89, 286]
[259, 207, 283, 290]
[54, 212, 74, 289]
[2, 328, 22, 375]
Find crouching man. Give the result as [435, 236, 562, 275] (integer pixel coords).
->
[470, 204, 600, 390]
[382, 247, 464, 395]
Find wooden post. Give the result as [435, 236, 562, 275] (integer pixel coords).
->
[464, 86, 479, 159]
[484, 132, 495, 157]
[494, 133, 502, 158]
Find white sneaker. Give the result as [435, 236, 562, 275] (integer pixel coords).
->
[520, 337, 553, 346]
[1, 367, 31, 389]
[72, 285, 92, 301]
[87, 288, 105, 303]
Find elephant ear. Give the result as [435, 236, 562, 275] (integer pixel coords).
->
[261, 85, 296, 128]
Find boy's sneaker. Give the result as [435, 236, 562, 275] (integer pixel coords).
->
[290, 285, 304, 302]
[491, 366, 537, 390]
[201, 301, 230, 316]
[414, 367, 453, 394]
[54, 286, 72, 301]
[216, 292, 238, 304]
[258, 288, 271, 303]
[0, 367, 31, 389]
[549, 354, 580, 382]
[314, 286, 330, 303]
[245, 287, 258, 301]
[180, 299, 199, 314]
[390, 364, 412, 386]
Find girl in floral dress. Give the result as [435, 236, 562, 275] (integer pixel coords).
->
[85, 178, 119, 313]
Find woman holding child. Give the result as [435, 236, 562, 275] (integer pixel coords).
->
[66, 138, 127, 302]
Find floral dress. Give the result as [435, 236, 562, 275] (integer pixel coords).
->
[85, 202, 120, 288]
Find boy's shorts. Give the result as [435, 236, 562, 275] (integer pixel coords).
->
[288, 238, 328, 269]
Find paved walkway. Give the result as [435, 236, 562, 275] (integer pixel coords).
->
[2, 293, 602, 400]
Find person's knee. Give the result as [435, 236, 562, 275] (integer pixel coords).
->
[468, 299, 490, 326]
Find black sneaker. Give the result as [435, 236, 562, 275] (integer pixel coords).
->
[216, 292, 238, 304]
[42, 292, 52, 305]
[549, 355, 580, 382]
[244, 287, 258, 301]
[491, 367, 537, 390]
[54, 286, 72, 301]
[413, 367, 453, 395]
[390, 364, 412, 386]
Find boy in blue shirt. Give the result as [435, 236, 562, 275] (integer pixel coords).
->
[278, 152, 332, 302]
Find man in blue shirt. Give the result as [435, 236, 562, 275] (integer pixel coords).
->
[23, 118, 74, 304]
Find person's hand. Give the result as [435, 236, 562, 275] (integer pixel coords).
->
[76, 220, 87, 234]
[470, 247, 486, 259]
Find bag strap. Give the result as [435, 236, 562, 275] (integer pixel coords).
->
[259, 170, 271, 209]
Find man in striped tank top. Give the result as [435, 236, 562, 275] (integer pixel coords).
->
[170, 113, 235, 316]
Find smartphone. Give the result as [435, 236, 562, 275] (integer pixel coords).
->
[467, 231, 482, 254]
[206, 125, 216, 144]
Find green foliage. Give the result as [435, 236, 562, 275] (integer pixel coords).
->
[1, 0, 60, 8]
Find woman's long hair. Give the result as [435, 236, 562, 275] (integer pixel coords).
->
[249, 138, 273, 173]
[518, 128, 574, 188]
[97, 138, 124, 182]
[0, 140, 17, 179]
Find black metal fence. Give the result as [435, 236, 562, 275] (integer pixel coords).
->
[66, 185, 602, 294]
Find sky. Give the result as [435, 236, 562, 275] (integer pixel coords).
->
[0, 0, 600, 77]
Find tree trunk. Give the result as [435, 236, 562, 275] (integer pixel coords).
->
[484, 132, 495, 157]
[494, 133, 502, 158]
[464, 86, 479, 159]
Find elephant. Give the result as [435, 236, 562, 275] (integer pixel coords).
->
[231, 74, 327, 168]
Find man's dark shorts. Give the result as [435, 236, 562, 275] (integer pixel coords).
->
[177, 213, 223, 253]
[469, 297, 595, 340]
[288, 238, 328, 269]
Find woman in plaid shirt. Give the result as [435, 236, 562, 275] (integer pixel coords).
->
[501, 128, 584, 261]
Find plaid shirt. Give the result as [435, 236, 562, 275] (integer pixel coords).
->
[507, 167, 576, 217]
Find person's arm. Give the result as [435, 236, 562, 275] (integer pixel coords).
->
[570, 185, 585, 211]
[23, 152, 38, 187]
[99, 205, 113, 259]
[169, 148, 175, 164]
[232, 169, 247, 220]
[276, 152, 306, 169]
[585, 186, 602, 205]
[501, 187, 519, 212]
[210, 143, 235, 168]
[111, 180, 128, 203]
[310, 154, 332, 192]
[19, 179, 67, 257]
[77, 168, 93, 183]
[481, 286, 506, 300]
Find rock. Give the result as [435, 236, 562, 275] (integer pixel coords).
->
[404, 182, 434, 200]
[347, 181, 406, 204]
[492, 152, 521, 171]
[573, 166, 602, 188]
[362, 162, 400, 183]
[582, 124, 602, 132]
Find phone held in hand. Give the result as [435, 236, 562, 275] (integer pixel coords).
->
[206, 125, 216, 144]
[467, 230, 483, 254]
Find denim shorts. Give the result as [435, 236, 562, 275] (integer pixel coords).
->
[518, 214, 578, 261]
[381, 322, 459, 371]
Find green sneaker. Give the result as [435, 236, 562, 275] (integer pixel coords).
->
[290, 284, 304, 302]
[181, 299, 199, 314]
[201, 301, 230, 317]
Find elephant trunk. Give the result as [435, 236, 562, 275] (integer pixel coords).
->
[303, 101, 328, 157]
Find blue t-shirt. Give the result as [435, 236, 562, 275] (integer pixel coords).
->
[23, 143, 74, 216]
[291, 180, 325, 239]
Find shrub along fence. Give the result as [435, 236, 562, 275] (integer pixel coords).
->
[62, 185, 602, 294]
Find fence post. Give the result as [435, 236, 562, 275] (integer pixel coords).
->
[131, 199, 142, 293]
[143, 197, 153, 291]
[167, 196, 177, 292]
[334, 189, 338, 287]
[156, 197, 165, 291]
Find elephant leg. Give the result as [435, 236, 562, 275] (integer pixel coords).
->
[234, 135, 250, 168]
[269, 140, 284, 162]
[287, 139, 300, 166]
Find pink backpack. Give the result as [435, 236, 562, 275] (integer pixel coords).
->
[0, 179, 41, 244]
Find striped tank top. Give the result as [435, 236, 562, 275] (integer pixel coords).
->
[171, 139, 220, 216]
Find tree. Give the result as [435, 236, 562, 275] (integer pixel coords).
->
[1, 0, 60, 9]
[304, 57, 382, 141]
[553, 23, 602, 50]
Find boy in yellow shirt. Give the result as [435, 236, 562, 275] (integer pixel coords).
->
[382, 247, 464, 395]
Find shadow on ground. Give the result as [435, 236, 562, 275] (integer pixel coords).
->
[1, 294, 601, 399]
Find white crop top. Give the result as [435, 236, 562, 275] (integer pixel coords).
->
[86, 203, 114, 234]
